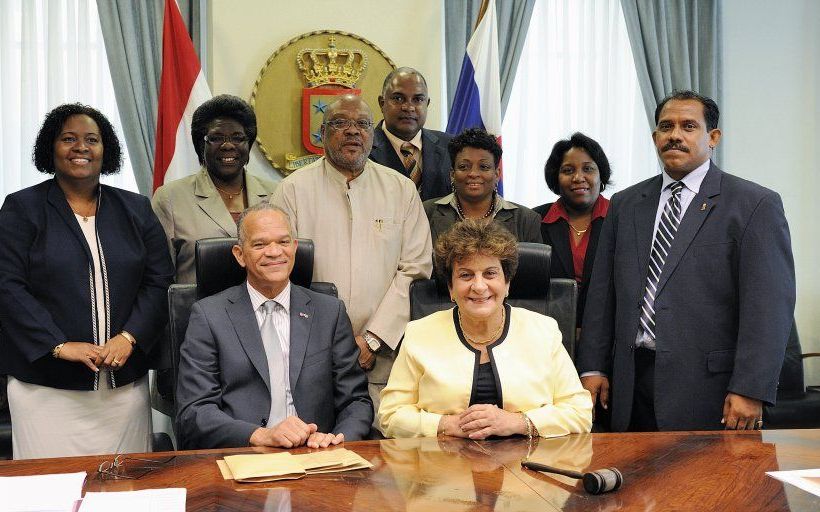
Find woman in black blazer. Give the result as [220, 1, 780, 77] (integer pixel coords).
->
[0, 104, 174, 459]
[534, 133, 612, 333]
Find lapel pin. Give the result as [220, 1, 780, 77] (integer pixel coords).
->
[299, 312, 309, 319]
[700, 202, 707, 211]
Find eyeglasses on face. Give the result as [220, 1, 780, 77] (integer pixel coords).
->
[324, 119, 374, 132]
[97, 454, 176, 480]
[204, 134, 249, 146]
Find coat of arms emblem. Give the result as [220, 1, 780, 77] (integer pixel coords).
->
[251, 31, 395, 175]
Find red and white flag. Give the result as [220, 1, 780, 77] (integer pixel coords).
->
[153, 0, 212, 191]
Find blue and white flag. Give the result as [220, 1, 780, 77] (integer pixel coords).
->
[446, 0, 503, 190]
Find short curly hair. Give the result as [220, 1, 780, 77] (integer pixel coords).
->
[434, 219, 518, 287]
[448, 128, 502, 169]
[32, 103, 123, 175]
[191, 94, 257, 165]
[543, 132, 611, 195]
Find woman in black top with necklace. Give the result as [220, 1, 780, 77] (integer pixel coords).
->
[534, 133, 612, 335]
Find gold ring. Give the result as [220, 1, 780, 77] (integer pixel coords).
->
[112, 359, 120, 366]
[756, 420, 763, 428]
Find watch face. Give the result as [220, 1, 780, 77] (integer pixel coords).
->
[366, 337, 380, 351]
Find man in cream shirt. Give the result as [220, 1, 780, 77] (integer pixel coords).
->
[271, 95, 432, 422]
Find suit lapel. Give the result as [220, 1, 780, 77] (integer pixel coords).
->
[288, 286, 314, 388]
[545, 221, 574, 278]
[371, 122, 406, 175]
[429, 199, 456, 239]
[226, 286, 271, 392]
[655, 165, 722, 297]
[420, 129, 449, 198]
[582, 217, 605, 284]
[634, 177, 663, 274]
[46, 179, 93, 261]
[194, 170, 238, 236]
[246, 173, 271, 206]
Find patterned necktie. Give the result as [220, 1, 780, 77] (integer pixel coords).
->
[400, 141, 422, 187]
[639, 181, 684, 343]
[261, 300, 287, 426]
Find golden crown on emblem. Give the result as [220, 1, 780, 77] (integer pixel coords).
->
[297, 36, 368, 88]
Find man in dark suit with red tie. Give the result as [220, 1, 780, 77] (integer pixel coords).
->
[577, 90, 795, 432]
[369, 67, 452, 200]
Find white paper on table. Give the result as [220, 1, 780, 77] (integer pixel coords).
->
[0, 471, 86, 512]
[78, 488, 186, 512]
[766, 469, 820, 498]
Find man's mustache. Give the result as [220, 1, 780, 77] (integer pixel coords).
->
[662, 143, 688, 152]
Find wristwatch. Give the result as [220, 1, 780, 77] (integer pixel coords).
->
[363, 331, 382, 353]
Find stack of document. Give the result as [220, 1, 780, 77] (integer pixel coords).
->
[78, 489, 186, 512]
[217, 448, 373, 482]
[0, 471, 86, 512]
[767, 469, 820, 498]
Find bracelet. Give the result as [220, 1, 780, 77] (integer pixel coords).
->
[521, 412, 533, 440]
[119, 330, 137, 346]
[52, 343, 65, 359]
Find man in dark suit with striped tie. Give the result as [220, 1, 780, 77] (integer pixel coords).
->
[369, 67, 452, 200]
[576, 90, 795, 432]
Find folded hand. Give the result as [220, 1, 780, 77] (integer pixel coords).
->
[56, 342, 103, 372]
[458, 404, 524, 440]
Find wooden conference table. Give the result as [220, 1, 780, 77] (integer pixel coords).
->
[1, 429, 818, 511]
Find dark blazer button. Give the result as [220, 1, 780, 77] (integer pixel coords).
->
[261, 418, 267, 427]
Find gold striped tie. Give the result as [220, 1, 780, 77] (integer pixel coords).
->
[400, 142, 421, 187]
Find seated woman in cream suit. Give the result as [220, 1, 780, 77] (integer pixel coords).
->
[379, 219, 592, 439]
[152, 94, 277, 284]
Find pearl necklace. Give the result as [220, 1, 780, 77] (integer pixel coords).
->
[458, 306, 506, 345]
[456, 193, 495, 220]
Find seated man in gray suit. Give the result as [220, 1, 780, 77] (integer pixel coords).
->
[176, 203, 373, 449]
[369, 67, 452, 200]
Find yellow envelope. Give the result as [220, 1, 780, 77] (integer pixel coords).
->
[223, 452, 306, 482]
[294, 449, 374, 474]
[218, 448, 374, 483]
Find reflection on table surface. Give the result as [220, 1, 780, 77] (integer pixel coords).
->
[0, 430, 818, 511]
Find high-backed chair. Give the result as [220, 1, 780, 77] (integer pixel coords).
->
[764, 320, 820, 428]
[409, 242, 578, 358]
[167, 238, 336, 435]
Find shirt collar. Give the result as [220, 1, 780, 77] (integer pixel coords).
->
[246, 280, 291, 314]
[438, 192, 514, 220]
[381, 122, 422, 153]
[322, 157, 371, 187]
[542, 196, 610, 224]
[661, 159, 710, 194]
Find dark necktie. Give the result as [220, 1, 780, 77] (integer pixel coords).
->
[639, 181, 684, 344]
[400, 142, 422, 187]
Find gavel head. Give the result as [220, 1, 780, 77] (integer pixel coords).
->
[582, 467, 623, 494]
